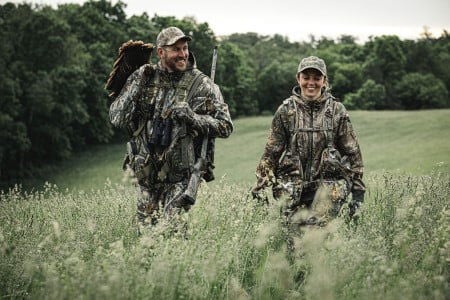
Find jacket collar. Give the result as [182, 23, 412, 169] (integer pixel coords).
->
[292, 85, 332, 107]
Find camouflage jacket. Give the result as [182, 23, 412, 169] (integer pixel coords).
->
[109, 53, 233, 184]
[255, 86, 365, 194]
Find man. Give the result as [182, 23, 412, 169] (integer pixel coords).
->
[109, 27, 233, 227]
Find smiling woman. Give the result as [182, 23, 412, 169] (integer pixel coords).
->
[252, 55, 365, 227]
[297, 56, 328, 100]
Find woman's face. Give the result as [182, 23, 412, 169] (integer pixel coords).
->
[297, 69, 325, 100]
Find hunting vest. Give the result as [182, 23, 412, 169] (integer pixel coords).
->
[127, 67, 208, 185]
[282, 96, 340, 183]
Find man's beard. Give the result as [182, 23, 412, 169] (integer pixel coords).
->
[164, 56, 187, 72]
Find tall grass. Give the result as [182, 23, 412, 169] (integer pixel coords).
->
[1, 170, 448, 299]
[2, 110, 449, 298]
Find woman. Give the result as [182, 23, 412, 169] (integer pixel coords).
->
[252, 56, 365, 225]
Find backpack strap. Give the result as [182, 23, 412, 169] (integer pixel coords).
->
[132, 121, 146, 137]
[186, 71, 207, 102]
[173, 69, 206, 104]
[133, 69, 206, 138]
[290, 96, 300, 149]
[324, 98, 336, 148]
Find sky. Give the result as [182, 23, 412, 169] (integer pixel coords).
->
[3, 0, 450, 43]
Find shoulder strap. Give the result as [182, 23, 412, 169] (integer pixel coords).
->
[132, 70, 205, 138]
[324, 99, 336, 148]
[287, 96, 300, 150]
[132, 121, 146, 137]
[186, 70, 207, 102]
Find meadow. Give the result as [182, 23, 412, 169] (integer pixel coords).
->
[1, 110, 449, 299]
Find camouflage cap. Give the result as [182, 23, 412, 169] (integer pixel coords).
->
[156, 27, 192, 48]
[297, 56, 327, 76]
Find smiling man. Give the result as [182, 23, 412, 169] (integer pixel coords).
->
[156, 27, 190, 72]
[109, 27, 233, 230]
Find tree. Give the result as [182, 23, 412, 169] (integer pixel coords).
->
[331, 63, 364, 99]
[363, 35, 408, 108]
[343, 79, 386, 110]
[126, 13, 159, 42]
[215, 42, 257, 116]
[256, 59, 298, 113]
[430, 34, 450, 93]
[363, 36, 407, 86]
[58, 1, 128, 144]
[394, 73, 449, 109]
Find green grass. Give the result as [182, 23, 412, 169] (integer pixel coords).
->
[19, 144, 126, 192]
[1, 110, 449, 299]
[354, 109, 450, 174]
[32, 109, 450, 191]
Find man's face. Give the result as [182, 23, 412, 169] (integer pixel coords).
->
[297, 69, 325, 100]
[158, 39, 189, 72]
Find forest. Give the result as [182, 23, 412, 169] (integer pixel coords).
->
[0, 0, 449, 183]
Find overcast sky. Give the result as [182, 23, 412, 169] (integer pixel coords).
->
[4, 0, 449, 42]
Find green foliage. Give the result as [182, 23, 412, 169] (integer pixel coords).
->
[255, 59, 298, 112]
[363, 35, 407, 86]
[216, 42, 258, 116]
[343, 79, 386, 110]
[394, 73, 449, 109]
[331, 63, 364, 99]
[126, 13, 159, 42]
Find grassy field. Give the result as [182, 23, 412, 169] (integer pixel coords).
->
[30, 109, 450, 191]
[1, 110, 449, 299]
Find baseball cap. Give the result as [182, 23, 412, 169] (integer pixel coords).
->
[297, 56, 327, 76]
[156, 27, 192, 48]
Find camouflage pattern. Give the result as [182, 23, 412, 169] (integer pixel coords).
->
[254, 86, 365, 221]
[110, 52, 233, 225]
[156, 27, 192, 47]
[297, 56, 327, 76]
[136, 181, 188, 226]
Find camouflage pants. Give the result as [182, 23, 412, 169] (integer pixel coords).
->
[136, 180, 190, 227]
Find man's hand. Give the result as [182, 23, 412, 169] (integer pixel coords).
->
[171, 102, 196, 124]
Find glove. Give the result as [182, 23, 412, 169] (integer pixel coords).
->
[171, 102, 196, 123]
[251, 186, 268, 204]
[349, 190, 364, 218]
[278, 152, 301, 176]
[171, 102, 215, 135]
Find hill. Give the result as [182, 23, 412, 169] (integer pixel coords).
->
[30, 109, 450, 191]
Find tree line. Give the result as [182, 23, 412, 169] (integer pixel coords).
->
[0, 0, 449, 184]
